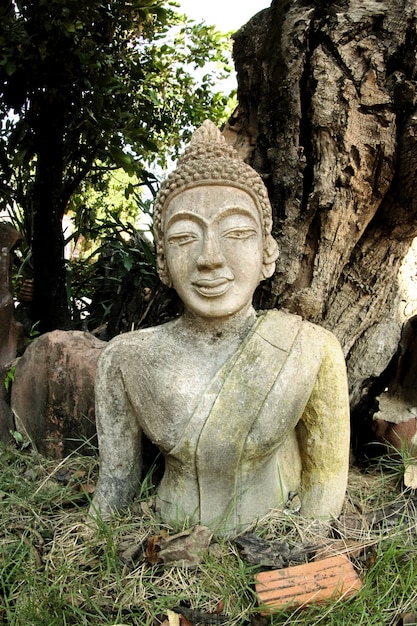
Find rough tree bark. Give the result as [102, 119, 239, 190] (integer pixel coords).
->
[225, 0, 417, 426]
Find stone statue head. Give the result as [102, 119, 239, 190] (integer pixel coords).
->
[154, 120, 279, 289]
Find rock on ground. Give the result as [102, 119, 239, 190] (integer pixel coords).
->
[11, 330, 106, 458]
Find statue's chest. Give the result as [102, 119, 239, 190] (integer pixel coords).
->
[123, 343, 235, 452]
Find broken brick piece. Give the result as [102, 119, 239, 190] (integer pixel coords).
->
[255, 554, 362, 614]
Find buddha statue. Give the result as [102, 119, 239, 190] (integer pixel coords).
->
[90, 121, 350, 535]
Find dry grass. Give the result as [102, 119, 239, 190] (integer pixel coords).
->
[1, 443, 417, 625]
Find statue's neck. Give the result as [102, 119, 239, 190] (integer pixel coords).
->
[179, 306, 257, 344]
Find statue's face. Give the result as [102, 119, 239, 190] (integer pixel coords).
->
[164, 185, 263, 321]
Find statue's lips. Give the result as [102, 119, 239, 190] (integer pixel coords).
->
[192, 277, 233, 297]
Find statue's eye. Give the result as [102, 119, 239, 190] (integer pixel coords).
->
[223, 227, 257, 240]
[167, 232, 199, 246]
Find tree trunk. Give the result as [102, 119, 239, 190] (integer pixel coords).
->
[30, 98, 72, 333]
[225, 0, 417, 423]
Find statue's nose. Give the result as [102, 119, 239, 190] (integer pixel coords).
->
[196, 233, 225, 269]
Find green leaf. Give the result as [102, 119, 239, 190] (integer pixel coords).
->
[0, 0, 233, 330]
[123, 255, 134, 272]
[5, 60, 16, 76]
[4, 366, 15, 392]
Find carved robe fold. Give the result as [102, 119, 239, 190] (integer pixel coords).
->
[156, 310, 307, 532]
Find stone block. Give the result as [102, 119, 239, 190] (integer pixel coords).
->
[11, 330, 106, 458]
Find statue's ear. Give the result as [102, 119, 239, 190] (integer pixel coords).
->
[159, 273, 172, 288]
[261, 263, 275, 280]
[157, 251, 172, 288]
[261, 236, 279, 279]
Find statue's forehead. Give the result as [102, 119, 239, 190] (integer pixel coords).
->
[164, 184, 259, 221]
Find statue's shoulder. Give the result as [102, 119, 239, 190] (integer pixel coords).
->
[258, 308, 305, 334]
[99, 319, 179, 361]
[260, 309, 342, 350]
[259, 308, 302, 326]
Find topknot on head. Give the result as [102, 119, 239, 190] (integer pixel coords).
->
[189, 119, 226, 148]
[178, 119, 239, 165]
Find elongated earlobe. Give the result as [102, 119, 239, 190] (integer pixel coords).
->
[261, 236, 279, 279]
[156, 243, 172, 287]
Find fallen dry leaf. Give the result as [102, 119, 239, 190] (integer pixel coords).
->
[235, 533, 312, 568]
[76, 483, 96, 494]
[313, 539, 369, 561]
[118, 542, 145, 568]
[395, 612, 417, 626]
[145, 531, 168, 565]
[173, 606, 227, 625]
[145, 525, 212, 568]
[71, 469, 87, 481]
[404, 463, 417, 488]
[216, 599, 225, 613]
[167, 609, 181, 626]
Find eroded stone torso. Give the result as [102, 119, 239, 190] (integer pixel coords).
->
[115, 314, 252, 453]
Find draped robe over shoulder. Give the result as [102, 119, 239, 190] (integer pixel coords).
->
[157, 310, 306, 532]
[92, 310, 350, 535]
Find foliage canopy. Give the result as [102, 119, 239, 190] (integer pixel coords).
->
[0, 0, 234, 331]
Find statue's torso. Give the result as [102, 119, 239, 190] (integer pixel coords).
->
[109, 310, 329, 533]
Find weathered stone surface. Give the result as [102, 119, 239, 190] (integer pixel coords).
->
[91, 122, 350, 535]
[11, 330, 106, 458]
[373, 406, 417, 454]
[0, 223, 24, 443]
[372, 315, 417, 455]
